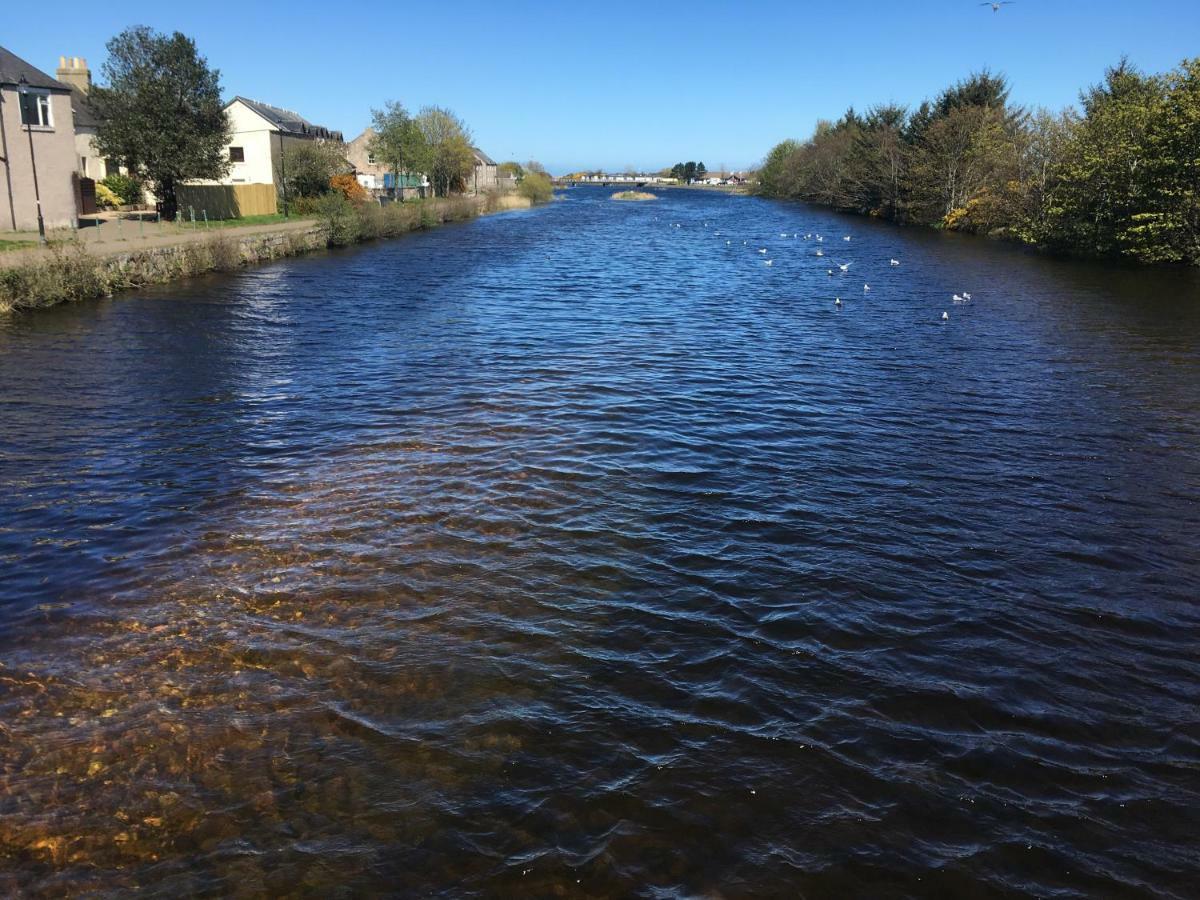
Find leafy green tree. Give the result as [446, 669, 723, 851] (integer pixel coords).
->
[277, 141, 349, 199]
[369, 101, 426, 198]
[518, 172, 554, 203]
[413, 106, 475, 196]
[499, 161, 525, 178]
[90, 27, 231, 219]
[757, 140, 802, 196]
[1039, 60, 1164, 258]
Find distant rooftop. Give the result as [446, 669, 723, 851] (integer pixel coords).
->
[232, 95, 343, 142]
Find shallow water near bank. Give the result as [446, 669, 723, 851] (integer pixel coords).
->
[1, 187, 1199, 896]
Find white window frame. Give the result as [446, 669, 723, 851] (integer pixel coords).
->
[19, 89, 53, 128]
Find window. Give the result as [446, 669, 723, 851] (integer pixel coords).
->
[19, 90, 52, 128]
[104, 159, 119, 178]
[229, 146, 245, 163]
[367, 152, 376, 165]
[80, 156, 88, 176]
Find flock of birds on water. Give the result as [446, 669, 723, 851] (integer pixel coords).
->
[655, 216, 974, 324]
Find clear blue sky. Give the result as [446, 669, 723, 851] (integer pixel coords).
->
[7, 0, 1197, 174]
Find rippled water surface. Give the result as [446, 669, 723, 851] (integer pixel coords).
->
[2, 187, 1199, 897]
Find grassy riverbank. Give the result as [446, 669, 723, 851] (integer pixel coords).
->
[612, 191, 657, 201]
[0, 196, 487, 314]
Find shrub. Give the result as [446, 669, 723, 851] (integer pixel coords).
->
[100, 173, 144, 206]
[207, 234, 241, 271]
[517, 172, 554, 204]
[316, 193, 361, 246]
[330, 174, 368, 203]
[289, 195, 321, 216]
[94, 183, 121, 209]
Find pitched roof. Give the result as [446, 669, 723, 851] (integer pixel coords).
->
[69, 85, 100, 128]
[0, 46, 70, 92]
[231, 95, 343, 141]
[472, 147, 496, 166]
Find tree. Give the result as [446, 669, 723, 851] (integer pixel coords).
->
[696, 162, 707, 179]
[518, 172, 554, 203]
[90, 27, 231, 219]
[276, 141, 349, 199]
[413, 106, 475, 196]
[369, 101, 426, 198]
[499, 161, 525, 178]
[1040, 60, 1165, 258]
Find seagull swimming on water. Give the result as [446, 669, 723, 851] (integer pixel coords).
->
[838, 262, 851, 272]
[816, 249, 825, 257]
[843, 235, 851, 241]
[835, 298, 842, 307]
[765, 259, 774, 266]
[953, 294, 965, 304]
[942, 311, 950, 321]
[864, 284, 871, 292]
[758, 248, 768, 254]
[889, 258, 901, 266]
[962, 292, 972, 301]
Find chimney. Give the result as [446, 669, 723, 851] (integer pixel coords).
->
[56, 55, 91, 93]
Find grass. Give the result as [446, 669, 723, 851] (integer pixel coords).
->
[0, 239, 37, 253]
[612, 191, 657, 201]
[182, 212, 311, 229]
[1, 196, 485, 314]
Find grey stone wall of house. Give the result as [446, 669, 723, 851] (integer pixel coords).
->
[0, 86, 79, 231]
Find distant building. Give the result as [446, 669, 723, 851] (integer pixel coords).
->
[344, 127, 428, 198]
[466, 147, 498, 194]
[197, 96, 344, 188]
[0, 45, 79, 231]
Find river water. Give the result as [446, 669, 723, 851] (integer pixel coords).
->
[1, 187, 1198, 897]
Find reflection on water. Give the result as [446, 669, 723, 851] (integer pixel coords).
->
[1, 188, 1199, 896]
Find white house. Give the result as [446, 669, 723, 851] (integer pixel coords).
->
[197, 96, 344, 188]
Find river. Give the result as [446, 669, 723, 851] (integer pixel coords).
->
[1, 186, 1198, 896]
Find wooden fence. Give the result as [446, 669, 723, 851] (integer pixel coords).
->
[175, 183, 277, 219]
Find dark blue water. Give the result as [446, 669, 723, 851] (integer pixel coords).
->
[1, 187, 1199, 897]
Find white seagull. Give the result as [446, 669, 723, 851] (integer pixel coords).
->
[962, 292, 972, 301]
[816, 249, 825, 257]
[835, 298, 842, 307]
[981, 1, 1015, 12]
[838, 262, 851, 272]
[843, 235, 851, 242]
[889, 258, 901, 267]
[942, 311, 950, 321]
[758, 248, 768, 254]
[953, 294, 964, 304]
[864, 284, 871, 292]
[765, 259, 774, 266]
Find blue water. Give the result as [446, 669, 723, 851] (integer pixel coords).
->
[1, 187, 1198, 896]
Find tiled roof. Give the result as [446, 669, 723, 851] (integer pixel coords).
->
[69, 85, 101, 128]
[472, 147, 497, 166]
[0, 46, 69, 91]
[233, 96, 343, 141]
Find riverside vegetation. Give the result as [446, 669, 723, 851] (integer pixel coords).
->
[0, 197, 481, 314]
[757, 59, 1200, 265]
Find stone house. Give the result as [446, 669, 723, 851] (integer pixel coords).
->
[344, 127, 428, 198]
[466, 147, 499, 195]
[0, 46, 79, 231]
